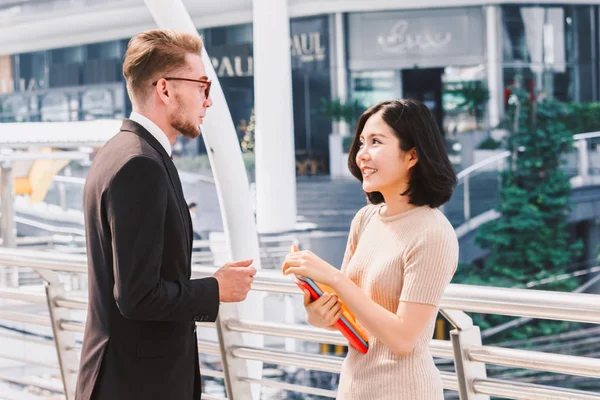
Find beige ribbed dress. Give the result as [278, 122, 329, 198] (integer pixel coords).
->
[337, 204, 458, 400]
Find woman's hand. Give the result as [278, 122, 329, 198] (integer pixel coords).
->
[302, 289, 342, 329]
[282, 250, 342, 287]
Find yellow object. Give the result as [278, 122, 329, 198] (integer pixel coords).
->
[435, 317, 446, 340]
[320, 343, 329, 354]
[28, 156, 71, 202]
[334, 345, 346, 356]
[14, 177, 32, 195]
[0, 149, 71, 200]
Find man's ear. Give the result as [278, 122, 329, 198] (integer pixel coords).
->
[155, 79, 170, 104]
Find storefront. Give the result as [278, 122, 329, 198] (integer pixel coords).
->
[200, 16, 332, 172]
[346, 5, 599, 136]
[347, 7, 487, 135]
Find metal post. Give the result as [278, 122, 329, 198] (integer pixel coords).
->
[1, 162, 16, 248]
[284, 294, 296, 353]
[58, 182, 68, 211]
[451, 326, 490, 400]
[441, 309, 489, 400]
[1, 162, 17, 287]
[44, 277, 79, 400]
[463, 175, 471, 222]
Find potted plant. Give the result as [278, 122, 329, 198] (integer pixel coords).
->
[320, 98, 364, 178]
[445, 80, 493, 169]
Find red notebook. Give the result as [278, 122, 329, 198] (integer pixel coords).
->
[284, 244, 369, 354]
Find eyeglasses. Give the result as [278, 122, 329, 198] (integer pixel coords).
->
[152, 77, 211, 99]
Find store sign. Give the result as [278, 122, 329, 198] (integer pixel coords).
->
[211, 55, 253, 78]
[206, 16, 330, 78]
[290, 32, 326, 63]
[377, 20, 453, 54]
[348, 8, 484, 69]
[290, 16, 329, 71]
[0, 78, 45, 93]
[210, 43, 253, 78]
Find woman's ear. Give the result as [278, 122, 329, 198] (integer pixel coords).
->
[407, 147, 419, 170]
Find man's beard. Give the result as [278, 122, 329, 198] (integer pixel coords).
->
[169, 96, 201, 139]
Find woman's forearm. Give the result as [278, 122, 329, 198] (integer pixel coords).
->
[331, 272, 414, 356]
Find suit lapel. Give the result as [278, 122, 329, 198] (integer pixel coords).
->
[119, 120, 192, 254]
[163, 160, 193, 253]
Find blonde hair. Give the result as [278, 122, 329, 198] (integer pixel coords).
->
[123, 29, 203, 105]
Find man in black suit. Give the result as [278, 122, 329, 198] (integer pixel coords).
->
[75, 29, 256, 400]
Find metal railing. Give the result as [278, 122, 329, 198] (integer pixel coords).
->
[447, 131, 600, 234]
[1, 248, 600, 399]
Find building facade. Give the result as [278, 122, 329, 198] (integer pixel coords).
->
[0, 1, 599, 174]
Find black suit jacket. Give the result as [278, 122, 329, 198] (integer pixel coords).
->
[75, 120, 220, 400]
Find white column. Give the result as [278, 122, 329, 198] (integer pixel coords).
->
[142, 1, 263, 399]
[485, 5, 503, 129]
[333, 12, 349, 137]
[253, 0, 297, 233]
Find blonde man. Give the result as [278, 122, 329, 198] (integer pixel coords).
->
[75, 29, 256, 400]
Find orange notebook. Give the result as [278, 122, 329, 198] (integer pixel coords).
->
[284, 244, 369, 354]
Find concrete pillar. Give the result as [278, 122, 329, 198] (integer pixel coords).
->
[253, 0, 297, 233]
[485, 6, 503, 129]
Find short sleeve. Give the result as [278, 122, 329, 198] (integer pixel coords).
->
[340, 204, 377, 272]
[399, 226, 459, 307]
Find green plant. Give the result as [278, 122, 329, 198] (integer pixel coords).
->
[461, 87, 582, 342]
[319, 98, 364, 125]
[477, 137, 502, 150]
[342, 136, 354, 153]
[445, 81, 490, 127]
[456, 81, 489, 113]
[564, 102, 600, 134]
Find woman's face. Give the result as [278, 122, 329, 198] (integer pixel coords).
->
[355, 112, 417, 199]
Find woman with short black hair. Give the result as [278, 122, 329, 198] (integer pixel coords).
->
[284, 99, 459, 399]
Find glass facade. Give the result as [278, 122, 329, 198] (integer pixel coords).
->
[348, 7, 488, 136]
[348, 5, 599, 137]
[501, 5, 596, 105]
[196, 16, 332, 173]
[0, 16, 333, 172]
[0, 38, 127, 123]
[1, 4, 599, 173]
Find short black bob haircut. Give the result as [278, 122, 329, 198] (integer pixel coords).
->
[347, 99, 457, 208]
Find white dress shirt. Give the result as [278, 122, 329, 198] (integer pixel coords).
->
[129, 111, 172, 157]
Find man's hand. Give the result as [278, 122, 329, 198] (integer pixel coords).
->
[213, 259, 256, 302]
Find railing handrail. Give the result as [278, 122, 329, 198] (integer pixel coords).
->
[2, 252, 600, 399]
[573, 130, 600, 141]
[456, 130, 600, 183]
[1, 248, 599, 325]
[52, 175, 86, 185]
[457, 150, 511, 181]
